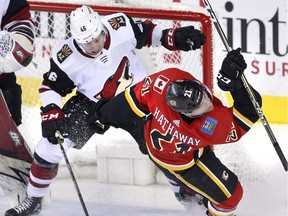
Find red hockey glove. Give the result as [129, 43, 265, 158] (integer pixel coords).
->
[161, 26, 206, 51]
[86, 100, 110, 135]
[217, 48, 247, 92]
[41, 103, 64, 144]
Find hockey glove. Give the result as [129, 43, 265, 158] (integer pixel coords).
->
[161, 26, 206, 51]
[86, 100, 110, 135]
[41, 103, 64, 144]
[217, 48, 247, 92]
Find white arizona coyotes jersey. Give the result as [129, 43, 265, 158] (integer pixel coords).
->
[40, 13, 156, 107]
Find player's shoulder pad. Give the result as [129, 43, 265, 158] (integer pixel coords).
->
[102, 12, 131, 31]
[56, 43, 73, 64]
[51, 38, 95, 76]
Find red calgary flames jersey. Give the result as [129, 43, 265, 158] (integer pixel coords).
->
[125, 68, 255, 170]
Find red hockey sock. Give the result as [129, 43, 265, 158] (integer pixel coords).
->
[29, 159, 59, 189]
[208, 181, 243, 215]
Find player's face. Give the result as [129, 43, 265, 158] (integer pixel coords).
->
[79, 31, 106, 56]
[181, 91, 213, 118]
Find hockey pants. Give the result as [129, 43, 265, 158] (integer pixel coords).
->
[152, 146, 243, 214]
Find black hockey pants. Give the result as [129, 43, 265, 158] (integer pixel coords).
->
[153, 146, 239, 204]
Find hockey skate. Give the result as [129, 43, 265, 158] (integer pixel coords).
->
[5, 196, 42, 216]
[175, 186, 208, 210]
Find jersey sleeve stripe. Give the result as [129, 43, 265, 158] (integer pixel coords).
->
[147, 146, 205, 171]
[148, 148, 196, 170]
[125, 88, 146, 118]
[233, 107, 254, 129]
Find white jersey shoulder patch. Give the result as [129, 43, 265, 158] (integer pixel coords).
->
[52, 38, 94, 74]
[102, 13, 135, 47]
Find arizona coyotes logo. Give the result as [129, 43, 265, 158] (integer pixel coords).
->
[108, 16, 126, 30]
[95, 56, 133, 100]
[225, 122, 238, 142]
[57, 44, 73, 63]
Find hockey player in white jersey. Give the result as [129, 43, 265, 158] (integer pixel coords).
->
[5, 5, 206, 215]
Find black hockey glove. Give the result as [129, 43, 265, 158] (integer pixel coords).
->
[161, 26, 206, 51]
[217, 48, 247, 92]
[86, 100, 110, 135]
[40, 103, 64, 144]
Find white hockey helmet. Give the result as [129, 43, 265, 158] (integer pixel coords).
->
[70, 5, 104, 44]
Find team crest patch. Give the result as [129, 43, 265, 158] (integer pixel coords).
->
[153, 75, 169, 94]
[201, 117, 218, 136]
[57, 44, 73, 63]
[108, 16, 126, 30]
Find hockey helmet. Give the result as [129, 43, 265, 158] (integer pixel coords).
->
[165, 79, 211, 114]
[70, 6, 104, 44]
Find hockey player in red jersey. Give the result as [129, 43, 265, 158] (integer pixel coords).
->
[5, 5, 206, 216]
[88, 48, 262, 216]
[0, 0, 35, 126]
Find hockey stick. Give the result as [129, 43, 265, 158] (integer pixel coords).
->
[201, 0, 288, 171]
[55, 131, 90, 216]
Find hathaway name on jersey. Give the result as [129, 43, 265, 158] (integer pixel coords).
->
[153, 107, 201, 147]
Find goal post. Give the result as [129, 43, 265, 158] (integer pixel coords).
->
[17, 1, 213, 177]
